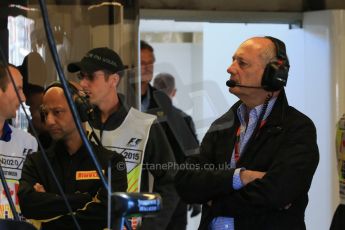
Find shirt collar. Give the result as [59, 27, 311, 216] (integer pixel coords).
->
[55, 139, 87, 159]
[237, 97, 277, 126]
[1, 121, 13, 142]
[91, 94, 128, 130]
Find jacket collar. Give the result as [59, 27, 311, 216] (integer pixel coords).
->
[235, 90, 289, 166]
[91, 94, 129, 130]
[262, 89, 289, 128]
[232, 89, 289, 129]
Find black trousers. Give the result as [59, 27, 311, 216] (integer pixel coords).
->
[166, 200, 187, 230]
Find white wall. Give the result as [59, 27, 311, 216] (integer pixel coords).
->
[303, 10, 345, 229]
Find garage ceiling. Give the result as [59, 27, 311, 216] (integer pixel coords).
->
[140, 0, 344, 11]
[140, 0, 305, 12]
[139, 0, 344, 24]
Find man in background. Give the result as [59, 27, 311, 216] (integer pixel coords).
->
[141, 40, 201, 229]
[153, 72, 199, 163]
[154, 72, 201, 230]
[0, 63, 37, 220]
[19, 51, 51, 148]
[23, 84, 51, 148]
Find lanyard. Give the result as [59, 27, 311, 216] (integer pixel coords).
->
[234, 120, 266, 163]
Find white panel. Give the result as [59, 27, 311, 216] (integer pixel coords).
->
[150, 43, 203, 125]
[330, 10, 345, 120]
[303, 10, 338, 230]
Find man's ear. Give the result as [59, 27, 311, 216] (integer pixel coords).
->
[170, 88, 176, 98]
[110, 73, 121, 87]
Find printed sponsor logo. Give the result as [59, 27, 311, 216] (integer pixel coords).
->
[126, 138, 142, 147]
[0, 155, 24, 169]
[75, 170, 104, 180]
[2, 170, 19, 180]
[0, 182, 19, 206]
[22, 148, 34, 156]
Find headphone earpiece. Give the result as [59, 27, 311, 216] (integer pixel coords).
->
[41, 81, 94, 123]
[261, 36, 290, 91]
[73, 94, 94, 122]
[40, 105, 46, 123]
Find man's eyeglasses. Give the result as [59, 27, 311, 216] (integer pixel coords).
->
[77, 72, 95, 81]
[77, 71, 112, 81]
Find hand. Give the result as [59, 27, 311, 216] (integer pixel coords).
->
[240, 170, 266, 186]
[188, 204, 201, 217]
[33, 183, 46, 192]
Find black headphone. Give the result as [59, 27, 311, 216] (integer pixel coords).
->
[40, 81, 94, 123]
[261, 36, 290, 91]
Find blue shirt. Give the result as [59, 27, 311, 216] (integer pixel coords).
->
[1, 122, 13, 142]
[141, 86, 151, 112]
[210, 97, 277, 230]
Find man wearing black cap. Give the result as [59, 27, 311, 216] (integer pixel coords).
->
[68, 47, 178, 230]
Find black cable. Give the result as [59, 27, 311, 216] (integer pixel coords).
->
[251, 92, 273, 139]
[0, 36, 82, 229]
[0, 164, 19, 221]
[3, 0, 109, 228]
[90, 130, 103, 147]
[37, 0, 109, 190]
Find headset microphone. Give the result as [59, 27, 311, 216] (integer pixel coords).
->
[226, 79, 262, 89]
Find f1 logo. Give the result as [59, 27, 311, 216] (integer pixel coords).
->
[127, 138, 142, 147]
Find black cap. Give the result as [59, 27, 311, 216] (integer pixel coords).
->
[67, 47, 124, 74]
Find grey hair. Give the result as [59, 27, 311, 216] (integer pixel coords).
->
[153, 72, 175, 95]
[260, 37, 277, 64]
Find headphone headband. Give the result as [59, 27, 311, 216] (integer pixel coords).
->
[264, 36, 290, 68]
[44, 81, 79, 94]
